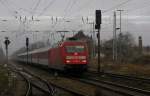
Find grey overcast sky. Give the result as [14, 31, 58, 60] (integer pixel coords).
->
[0, 0, 150, 54]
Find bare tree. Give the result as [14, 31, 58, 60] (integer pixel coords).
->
[102, 32, 136, 63]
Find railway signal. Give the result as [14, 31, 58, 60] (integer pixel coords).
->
[26, 37, 29, 64]
[95, 10, 101, 29]
[4, 37, 11, 65]
[4, 37, 12, 88]
[95, 10, 102, 73]
[26, 37, 29, 47]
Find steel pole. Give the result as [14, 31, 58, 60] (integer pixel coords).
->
[27, 47, 28, 64]
[93, 22, 96, 57]
[117, 10, 123, 64]
[113, 11, 118, 64]
[97, 26, 101, 73]
[6, 47, 8, 65]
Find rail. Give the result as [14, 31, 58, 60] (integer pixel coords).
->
[19, 72, 32, 96]
[10, 62, 85, 96]
[81, 77, 150, 96]
[8, 64, 54, 96]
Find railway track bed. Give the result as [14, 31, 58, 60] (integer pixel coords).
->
[85, 71, 150, 91]
[11, 61, 150, 96]
[7, 65, 54, 96]
[10, 62, 95, 96]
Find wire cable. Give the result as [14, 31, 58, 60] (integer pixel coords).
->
[0, 0, 19, 18]
[31, 0, 41, 15]
[73, 0, 93, 15]
[64, 0, 78, 17]
[4, 0, 34, 15]
[38, 0, 56, 16]
[127, 1, 150, 13]
[63, 0, 72, 17]
[102, 0, 133, 13]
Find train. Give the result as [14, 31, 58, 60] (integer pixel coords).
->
[16, 39, 89, 72]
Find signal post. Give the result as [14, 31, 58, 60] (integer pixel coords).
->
[4, 37, 11, 65]
[95, 10, 102, 73]
[26, 37, 29, 64]
[4, 37, 11, 87]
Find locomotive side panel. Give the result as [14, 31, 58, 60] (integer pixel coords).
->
[49, 47, 64, 70]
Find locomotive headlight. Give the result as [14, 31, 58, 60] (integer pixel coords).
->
[66, 60, 71, 63]
[82, 60, 87, 63]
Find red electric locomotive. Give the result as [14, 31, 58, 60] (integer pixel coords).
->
[17, 39, 89, 72]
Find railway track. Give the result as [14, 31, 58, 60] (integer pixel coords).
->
[86, 71, 150, 91]
[103, 72, 150, 83]
[8, 64, 54, 96]
[62, 71, 150, 96]
[22, 69, 85, 96]
[9, 62, 86, 96]
[75, 77, 150, 96]
[89, 71, 150, 83]
[57, 71, 150, 96]
[16, 71, 32, 96]
[12, 61, 150, 96]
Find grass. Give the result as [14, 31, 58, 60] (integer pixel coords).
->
[89, 58, 150, 77]
[0, 64, 9, 93]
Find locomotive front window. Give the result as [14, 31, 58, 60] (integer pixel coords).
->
[65, 46, 85, 53]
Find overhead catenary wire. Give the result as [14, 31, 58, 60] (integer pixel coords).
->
[63, 0, 72, 17]
[126, 1, 150, 13]
[102, 0, 133, 13]
[0, 0, 30, 32]
[31, 0, 41, 15]
[38, 0, 56, 16]
[70, 0, 132, 18]
[72, 0, 133, 33]
[1, 1, 149, 34]
[6, 0, 34, 15]
[5, 0, 31, 16]
[0, 0, 19, 18]
[5, 0, 18, 12]
[63, 0, 78, 17]
[62, 0, 81, 30]
[0, 0, 63, 40]
[60, 1, 73, 31]
[71, 0, 95, 17]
